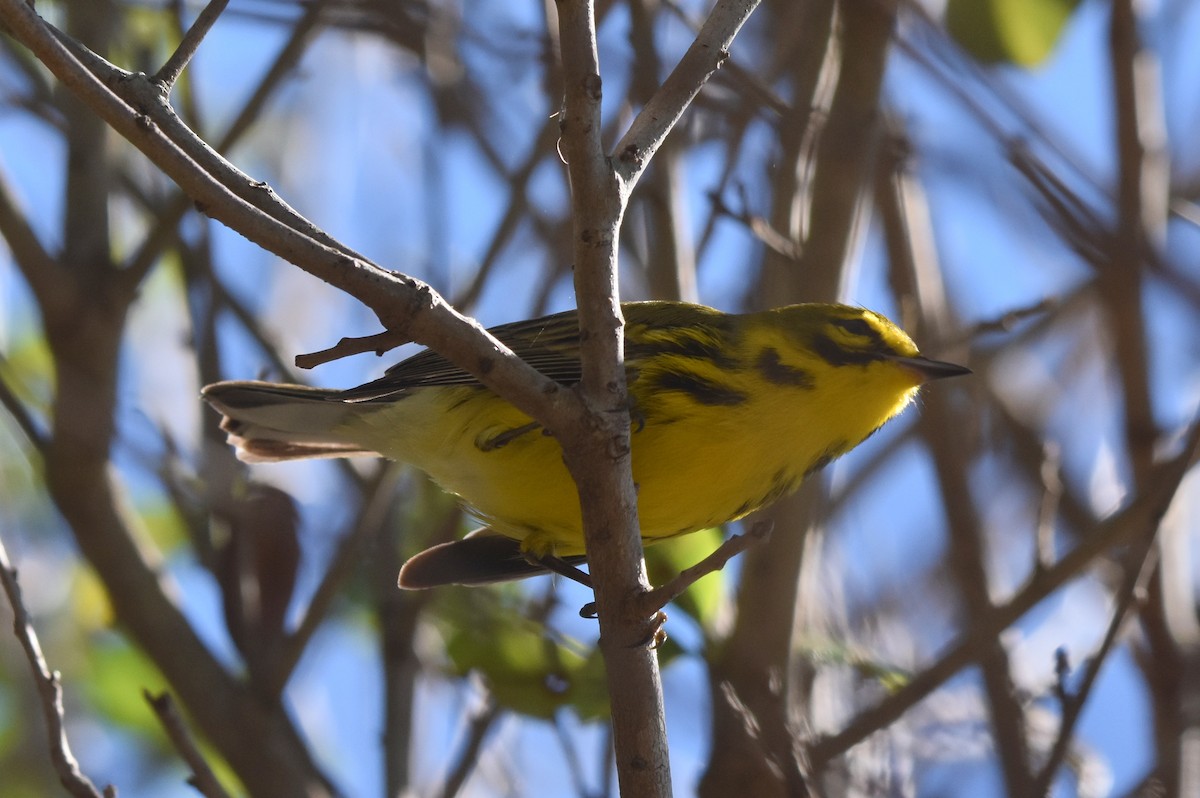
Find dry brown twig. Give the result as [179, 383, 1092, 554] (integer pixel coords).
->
[639, 521, 773, 617]
[144, 690, 233, 798]
[0, 537, 112, 798]
[154, 0, 231, 89]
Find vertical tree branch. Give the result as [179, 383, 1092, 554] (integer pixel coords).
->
[553, 2, 672, 794]
[627, 0, 697, 303]
[794, 0, 893, 297]
[554, 1, 761, 793]
[1106, 4, 1185, 795]
[704, 3, 883, 795]
[879, 127, 1036, 796]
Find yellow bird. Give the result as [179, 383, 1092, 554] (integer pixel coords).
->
[202, 301, 968, 588]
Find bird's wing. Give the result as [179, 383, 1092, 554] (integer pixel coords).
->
[337, 301, 719, 402]
[337, 307, 583, 401]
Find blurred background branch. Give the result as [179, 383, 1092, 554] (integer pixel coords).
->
[1, 0, 1198, 796]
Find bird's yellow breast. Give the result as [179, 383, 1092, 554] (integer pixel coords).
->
[344, 325, 925, 558]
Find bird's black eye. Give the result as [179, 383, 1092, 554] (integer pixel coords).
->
[833, 317, 874, 337]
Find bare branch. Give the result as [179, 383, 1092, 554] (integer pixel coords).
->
[295, 330, 412, 370]
[0, 537, 110, 798]
[963, 297, 1058, 340]
[438, 697, 501, 798]
[145, 690, 234, 798]
[1029, 530, 1160, 794]
[554, 0, 684, 793]
[708, 187, 803, 261]
[154, 0, 231, 89]
[808, 415, 1200, 767]
[0, 0, 586, 437]
[639, 521, 772, 617]
[613, 0, 762, 188]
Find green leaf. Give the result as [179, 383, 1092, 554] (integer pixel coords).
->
[946, 0, 1083, 67]
[437, 590, 609, 721]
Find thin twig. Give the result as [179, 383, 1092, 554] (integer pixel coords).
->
[144, 690, 234, 798]
[1029, 528, 1160, 795]
[438, 697, 501, 798]
[613, 0, 762, 187]
[269, 464, 403, 694]
[708, 188, 802, 261]
[638, 521, 772, 616]
[0, 360, 48, 453]
[0, 537, 110, 798]
[124, 0, 328, 287]
[963, 297, 1058, 339]
[294, 330, 412, 370]
[0, 0, 589, 437]
[807, 414, 1200, 768]
[154, 0, 231, 89]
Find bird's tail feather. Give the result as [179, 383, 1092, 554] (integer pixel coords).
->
[202, 380, 378, 462]
[398, 531, 588, 588]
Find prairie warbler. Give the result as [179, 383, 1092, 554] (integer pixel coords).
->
[203, 302, 969, 588]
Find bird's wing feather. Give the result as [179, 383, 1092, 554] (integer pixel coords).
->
[337, 307, 584, 401]
[338, 301, 716, 402]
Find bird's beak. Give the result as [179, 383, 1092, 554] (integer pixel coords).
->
[890, 355, 972, 383]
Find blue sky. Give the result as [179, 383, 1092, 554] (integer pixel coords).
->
[3, 0, 1199, 795]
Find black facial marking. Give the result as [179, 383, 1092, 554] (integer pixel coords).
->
[811, 334, 883, 367]
[756, 348, 816, 388]
[831, 317, 876, 338]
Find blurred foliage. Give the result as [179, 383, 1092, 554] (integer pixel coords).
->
[946, 0, 1083, 66]
[437, 588, 610, 721]
[0, 0, 1198, 796]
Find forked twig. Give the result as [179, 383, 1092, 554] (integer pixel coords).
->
[154, 0, 232, 89]
[639, 521, 773, 616]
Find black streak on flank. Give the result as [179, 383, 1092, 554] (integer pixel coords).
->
[651, 371, 747, 406]
[477, 421, 542, 452]
[804, 439, 850, 478]
[756, 348, 815, 389]
[732, 467, 797, 518]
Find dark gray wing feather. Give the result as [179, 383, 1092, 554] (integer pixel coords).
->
[338, 308, 585, 402]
